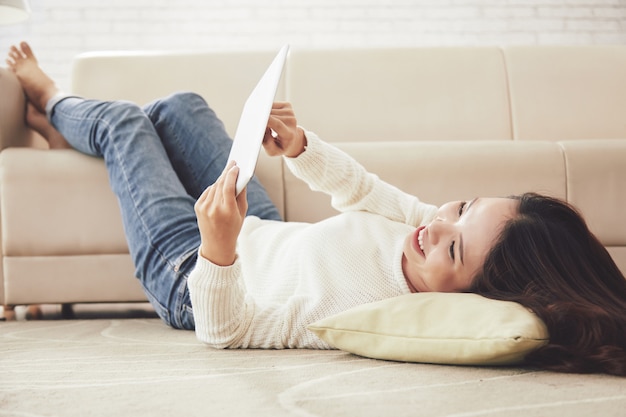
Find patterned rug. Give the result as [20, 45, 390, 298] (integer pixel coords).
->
[1, 318, 625, 417]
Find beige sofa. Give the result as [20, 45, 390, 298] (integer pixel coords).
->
[1, 46, 625, 313]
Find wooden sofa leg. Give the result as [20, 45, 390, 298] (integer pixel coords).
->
[1, 305, 16, 321]
[25, 305, 43, 320]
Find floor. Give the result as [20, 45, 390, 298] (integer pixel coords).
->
[3, 314, 626, 417]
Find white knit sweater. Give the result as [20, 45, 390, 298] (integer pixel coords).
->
[188, 131, 438, 349]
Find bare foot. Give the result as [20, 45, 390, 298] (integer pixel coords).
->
[26, 102, 72, 149]
[5, 41, 60, 113]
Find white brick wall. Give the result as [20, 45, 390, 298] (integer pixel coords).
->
[1, 0, 625, 91]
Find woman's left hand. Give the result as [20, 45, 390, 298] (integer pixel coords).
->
[194, 161, 248, 266]
[263, 102, 306, 158]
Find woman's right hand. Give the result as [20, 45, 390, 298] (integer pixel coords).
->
[194, 161, 248, 266]
[263, 101, 306, 158]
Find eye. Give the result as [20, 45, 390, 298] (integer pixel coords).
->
[458, 201, 467, 217]
[449, 202, 467, 261]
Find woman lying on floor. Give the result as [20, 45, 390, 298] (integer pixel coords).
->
[7, 41, 626, 376]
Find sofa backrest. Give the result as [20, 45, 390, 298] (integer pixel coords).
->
[72, 47, 514, 142]
[68, 47, 626, 245]
[504, 46, 626, 141]
[71, 46, 626, 143]
[70, 50, 287, 141]
[285, 47, 512, 142]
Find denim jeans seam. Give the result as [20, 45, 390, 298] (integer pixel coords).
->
[50, 106, 105, 155]
[146, 93, 226, 199]
[172, 248, 198, 329]
[108, 117, 182, 275]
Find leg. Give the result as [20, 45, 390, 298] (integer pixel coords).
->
[6, 42, 71, 149]
[6, 42, 60, 114]
[60, 304, 74, 319]
[8, 43, 197, 329]
[25, 102, 72, 149]
[7, 43, 194, 328]
[7, 43, 278, 221]
[142, 92, 282, 221]
[9, 41, 278, 328]
[48, 97, 198, 329]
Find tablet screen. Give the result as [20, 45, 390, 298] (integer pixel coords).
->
[227, 45, 290, 195]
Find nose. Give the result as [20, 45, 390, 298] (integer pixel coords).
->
[428, 217, 454, 244]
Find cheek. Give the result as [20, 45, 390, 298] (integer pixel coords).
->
[435, 269, 472, 292]
[421, 255, 454, 291]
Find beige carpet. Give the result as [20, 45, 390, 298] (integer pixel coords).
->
[1, 317, 625, 417]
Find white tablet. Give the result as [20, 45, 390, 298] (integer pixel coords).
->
[227, 44, 290, 195]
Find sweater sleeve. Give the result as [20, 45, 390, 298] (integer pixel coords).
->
[285, 130, 437, 226]
[187, 253, 249, 349]
[187, 250, 330, 350]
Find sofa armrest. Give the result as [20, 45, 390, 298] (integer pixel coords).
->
[0, 148, 128, 257]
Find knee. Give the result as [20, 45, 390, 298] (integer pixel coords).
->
[165, 91, 207, 107]
[85, 101, 152, 145]
[147, 92, 210, 119]
[101, 100, 147, 125]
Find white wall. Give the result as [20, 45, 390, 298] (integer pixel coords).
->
[1, 0, 625, 91]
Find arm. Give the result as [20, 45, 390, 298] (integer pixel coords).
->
[191, 161, 250, 347]
[264, 102, 436, 225]
[190, 145, 325, 349]
[191, 162, 272, 348]
[189, 103, 435, 349]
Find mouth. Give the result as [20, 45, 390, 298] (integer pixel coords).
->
[412, 226, 426, 257]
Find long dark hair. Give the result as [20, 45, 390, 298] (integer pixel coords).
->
[470, 193, 626, 376]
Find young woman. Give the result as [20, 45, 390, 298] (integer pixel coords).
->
[7, 42, 625, 376]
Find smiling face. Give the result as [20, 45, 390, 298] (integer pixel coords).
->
[402, 197, 518, 293]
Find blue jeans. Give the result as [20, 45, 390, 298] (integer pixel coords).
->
[47, 92, 282, 330]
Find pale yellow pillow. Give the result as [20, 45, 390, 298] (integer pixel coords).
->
[308, 293, 549, 365]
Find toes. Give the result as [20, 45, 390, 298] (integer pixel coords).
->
[9, 45, 23, 59]
[20, 41, 34, 59]
[7, 42, 34, 64]
[5, 42, 33, 69]
[5, 57, 15, 70]
[7, 46, 23, 65]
